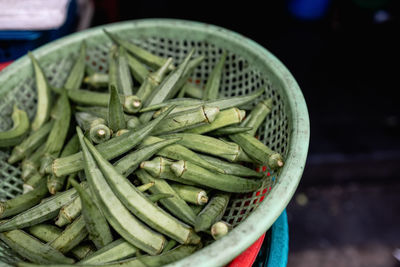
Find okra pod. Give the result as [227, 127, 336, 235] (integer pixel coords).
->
[39, 92, 71, 174]
[183, 82, 203, 99]
[84, 136, 200, 245]
[186, 107, 245, 134]
[28, 52, 52, 131]
[108, 85, 127, 132]
[139, 97, 202, 113]
[118, 46, 135, 95]
[171, 160, 262, 193]
[0, 230, 75, 264]
[173, 55, 205, 97]
[210, 126, 253, 136]
[162, 133, 253, 162]
[171, 184, 208, 205]
[49, 105, 175, 177]
[127, 116, 141, 129]
[8, 120, 53, 164]
[195, 192, 230, 232]
[80, 238, 138, 264]
[64, 42, 86, 91]
[0, 105, 29, 147]
[49, 215, 88, 254]
[136, 169, 197, 226]
[0, 179, 48, 218]
[0, 185, 80, 232]
[77, 128, 166, 255]
[70, 178, 113, 249]
[147, 193, 174, 203]
[162, 239, 177, 253]
[242, 98, 273, 136]
[76, 106, 135, 123]
[151, 105, 219, 135]
[76, 112, 111, 144]
[140, 49, 194, 123]
[23, 172, 45, 193]
[108, 45, 119, 92]
[55, 194, 82, 227]
[104, 29, 174, 71]
[139, 136, 224, 173]
[136, 58, 173, 103]
[137, 182, 155, 192]
[230, 133, 284, 169]
[203, 51, 227, 100]
[211, 221, 232, 240]
[84, 73, 109, 88]
[126, 52, 150, 84]
[199, 154, 263, 178]
[114, 138, 180, 177]
[190, 204, 203, 216]
[21, 144, 46, 180]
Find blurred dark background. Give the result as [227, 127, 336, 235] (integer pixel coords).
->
[1, 0, 399, 266]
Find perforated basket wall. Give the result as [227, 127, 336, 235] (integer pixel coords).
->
[0, 19, 309, 267]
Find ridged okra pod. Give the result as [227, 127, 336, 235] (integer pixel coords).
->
[136, 169, 197, 226]
[21, 144, 46, 180]
[147, 193, 174, 203]
[55, 193, 84, 227]
[70, 178, 113, 249]
[242, 98, 273, 136]
[64, 41, 86, 90]
[203, 51, 227, 100]
[49, 215, 88, 254]
[0, 230, 74, 264]
[0, 105, 29, 148]
[126, 52, 150, 84]
[186, 107, 245, 134]
[28, 52, 52, 131]
[127, 116, 141, 129]
[76, 106, 136, 123]
[162, 133, 253, 162]
[84, 72, 109, 88]
[139, 97, 203, 113]
[171, 184, 209, 205]
[139, 136, 224, 174]
[117, 46, 135, 95]
[77, 128, 166, 255]
[104, 29, 174, 71]
[108, 85, 127, 132]
[163, 239, 177, 253]
[195, 192, 230, 232]
[210, 126, 253, 136]
[183, 82, 203, 99]
[83, 136, 200, 245]
[171, 160, 262, 193]
[151, 105, 219, 135]
[230, 133, 284, 170]
[8, 120, 53, 164]
[75, 112, 111, 144]
[211, 221, 232, 240]
[23, 172, 45, 193]
[0, 185, 80, 232]
[49, 105, 175, 177]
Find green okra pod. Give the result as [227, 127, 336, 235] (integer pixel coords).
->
[21, 144, 46, 180]
[77, 128, 166, 255]
[69, 178, 113, 249]
[108, 45, 119, 92]
[139, 97, 203, 113]
[151, 105, 219, 135]
[230, 133, 284, 170]
[147, 193, 174, 203]
[76, 112, 112, 144]
[183, 82, 204, 99]
[162, 133, 253, 162]
[0, 179, 48, 218]
[195, 192, 230, 232]
[84, 73, 109, 88]
[210, 126, 253, 136]
[186, 107, 245, 134]
[55, 195, 82, 227]
[126, 52, 150, 84]
[114, 138, 180, 177]
[171, 184, 208, 206]
[136, 169, 197, 226]
[211, 221, 232, 240]
[64, 41, 86, 90]
[80, 238, 138, 264]
[139, 136, 224, 174]
[140, 49, 195, 123]
[127, 116, 141, 129]
[190, 204, 203, 216]
[39, 92, 71, 175]
[108, 85, 127, 132]
[170, 160, 262, 193]
[0, 105, 29, 148]
[0, 229, 75, 264]
[104, 29, 174, 71]
[162, 239, 177, 253]
[173, 55, 205, 97]
[136, 58, 173, 104]
[137, 182, 155, 192]
[49, 105, 175, 177]
[84, 136, 200, 245]
[203, 51, 227, 100]
[28, 52, 52, 131]
[49, 215, 88, 254]
[8, 120, 53, 164]
[23, 172, 45, 193]
[118, 46, 135, 95]
[0, 185, 80, 232]
[242, 98, 273, 136]
[76, 106, 136, 123]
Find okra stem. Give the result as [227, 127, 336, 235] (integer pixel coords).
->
[171, 184, 209, 205]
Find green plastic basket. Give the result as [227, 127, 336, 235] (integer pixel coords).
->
[0, 19, 309, 266]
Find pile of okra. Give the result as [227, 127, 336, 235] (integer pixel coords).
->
[0, 29, 284, 266]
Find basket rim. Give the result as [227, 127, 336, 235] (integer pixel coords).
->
[0, 18, 309, 267]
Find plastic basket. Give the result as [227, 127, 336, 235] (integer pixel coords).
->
[0, 19, 309, 266]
